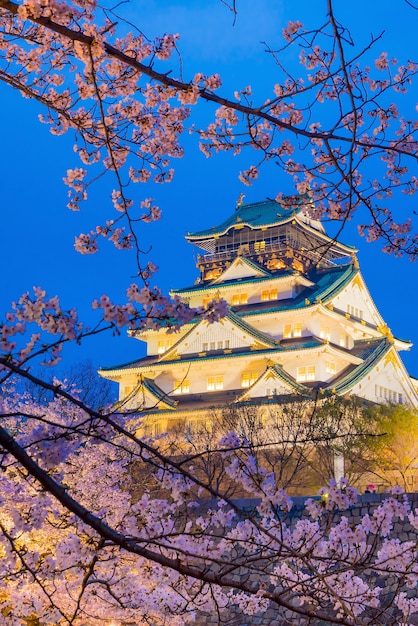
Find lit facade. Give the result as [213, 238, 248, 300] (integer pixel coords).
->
[100, 198, 418, 436]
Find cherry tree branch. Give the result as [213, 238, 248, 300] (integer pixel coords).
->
[0, 0, 414, 153]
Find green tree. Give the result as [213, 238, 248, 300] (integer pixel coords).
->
[363, 404, 418, 491]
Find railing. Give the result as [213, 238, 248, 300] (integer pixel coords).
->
[197, 243, 341, 268]
[197, 242, 287, 265]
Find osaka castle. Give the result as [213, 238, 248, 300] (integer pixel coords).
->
[100, 197, 418, 435]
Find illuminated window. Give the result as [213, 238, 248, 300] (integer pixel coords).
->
[297, 366, 316, 382]
[261, 290, 270, 302]
[210, 341, 216, 351]
[157, 339, 173, 354]
[254, 241, 266, 252]
[202, 342, 208, 351]
[207, 376, 223, 391]
[232, 293, 248, 305]
[203, 297, 211, 308]
[320, 327, 331, 341]
[339, 334, 349, 348]
[241, 372, 258, 388]
[307, 366, 315, 380]
[215, 376, 223, 390]
[225, 339, 230, 349]
[326, 361, 336, 375]
[284, 324, 292, 339]
[173, 379, 190, 395]
[293, 323, 302, 338]
[261, 289, 278, 302]
[284, 323, 302, 339]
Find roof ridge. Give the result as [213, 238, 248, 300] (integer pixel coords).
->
[225, 309, 280, 347]
[141, 377, 178, 408]
[328, 339, 390, 395]
[271, 363, 311, 394]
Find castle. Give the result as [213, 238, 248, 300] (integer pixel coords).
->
[100, 197, 418, 437]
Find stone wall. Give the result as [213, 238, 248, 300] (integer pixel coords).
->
[195, 492, 418, 626]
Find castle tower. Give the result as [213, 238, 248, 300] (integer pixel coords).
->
[100, 197, 418, 437]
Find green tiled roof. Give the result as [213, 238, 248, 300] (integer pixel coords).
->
[326, 338, 390, 395]
[99, 337, 332, 375]
[280, 338, 323, 351]
[172, 268, 294, 295]
[187, 198, 304, 239]
[311, 265, 356, 303]
[173, 263, 353, 304]
[226, 310, 280, 347]
[158, 309, 279, 362]
[107, 347, 284, 372]
[237, 264, 356, 318]
[99, 355, 146, 373]
[142, 377, 177, 408]
[271, 364, 311, 395]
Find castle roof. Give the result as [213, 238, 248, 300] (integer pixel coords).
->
[186, 198, 356, 255]
[173, 263, 356, 314]
[186, 198, 320, 239]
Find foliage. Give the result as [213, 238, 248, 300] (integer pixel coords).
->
[311, 397, 374, 488]
[0, 0, 418, 624]
[361, 404, 418, 491]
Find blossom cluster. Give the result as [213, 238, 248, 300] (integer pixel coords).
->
[1, 386, 418, 625]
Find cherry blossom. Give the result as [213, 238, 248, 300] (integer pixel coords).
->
[1, 2, 418, 623]
[1, 386, 417, 624]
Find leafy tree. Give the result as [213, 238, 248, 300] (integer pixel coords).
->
[308, 397, 374, 488]
[0, 1, 418, 624]
[361, 404, 418, 491]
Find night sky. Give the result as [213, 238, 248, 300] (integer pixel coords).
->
[1, 0, 417, 383]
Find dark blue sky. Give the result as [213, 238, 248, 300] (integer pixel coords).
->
[1, 0, 418, 379]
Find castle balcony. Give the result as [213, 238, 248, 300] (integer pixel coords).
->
[197, 241, 340, 280]
[197, 241, 287, 264]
